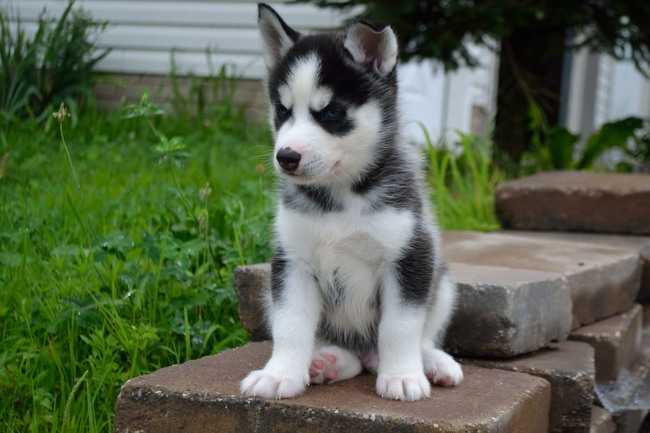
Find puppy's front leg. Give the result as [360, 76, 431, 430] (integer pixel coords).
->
[376, 272, 431, 401]
[241, 258, 320, 399]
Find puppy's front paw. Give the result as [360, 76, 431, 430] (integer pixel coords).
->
[376, 372, 431, 401]
[240, 369, 308, 399]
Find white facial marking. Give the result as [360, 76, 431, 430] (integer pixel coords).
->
[287, 54, 321, 116]
[278, 85, 292, 109]
[310, 87, 333, 111]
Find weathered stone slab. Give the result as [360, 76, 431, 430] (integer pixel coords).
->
[465, 341, 594, 433]
[115, 342, 551, 433]
[443, 231, 641, 328]
[570, 305, 643, 383]
[590, 406, 615, 433]
[495, 171, 650, 234]
[640, 244, 650, 303]
[612, 409, 649, 433]
[503, 231, 650, 304]
[445, 262, 572, 357]
[235, 261, 572, 357]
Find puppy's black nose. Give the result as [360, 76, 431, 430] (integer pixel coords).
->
[276, 147, 301, 172]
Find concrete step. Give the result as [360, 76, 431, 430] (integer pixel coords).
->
[504, 231, 650, 304]
[443, 231, 642, 330]
[495, 171, 650, 235]
[570, 304, 643, 383]
[236, 231, 642, 358]
[114, 342, 552, 433]
[465, 341, 595, 433]
[611, 409, 649, 433]
[590, 406, 615, 433]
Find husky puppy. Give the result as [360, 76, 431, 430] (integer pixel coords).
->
[241, 3, 463, 401]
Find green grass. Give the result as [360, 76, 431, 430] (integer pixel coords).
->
[424, 129, 502, 231]
[0, 100, 274, 433]
[0, 96, 499, 433]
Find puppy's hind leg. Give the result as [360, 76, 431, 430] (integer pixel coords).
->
[422, 269, 463, 387]
[309, 343, 362, 384]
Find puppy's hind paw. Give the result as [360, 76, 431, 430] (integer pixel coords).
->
[309, 345, 362, 385]
[423, 348, 463, 387]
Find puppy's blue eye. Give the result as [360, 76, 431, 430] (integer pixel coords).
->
[315, 103, 344, 123]
[275, 103, 291, 121]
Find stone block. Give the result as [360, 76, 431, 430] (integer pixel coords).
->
[443, 231, 641, 329]
[503, 231, 650, 304]
[640, 244, 650, 303]
[495, 171, 650, 234]
[234, 263, 270, 340]
[590, 406, 615, 433]
[115, 342, 552, 433]
[465, 341, 595, 433]
[445, 262, 572, 357]
[570, 304, 643, 382]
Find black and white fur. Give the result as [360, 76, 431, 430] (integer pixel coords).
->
[241, 3, 463, 401]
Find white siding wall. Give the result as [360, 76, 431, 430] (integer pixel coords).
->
[2, 0, 498, 144]
[566, 48, 650, 137]
[2, 0, 353, 78]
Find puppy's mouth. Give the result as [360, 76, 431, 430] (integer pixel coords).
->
[277, 159, 343, 185]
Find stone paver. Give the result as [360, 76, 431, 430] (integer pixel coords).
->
[641, 244, 650, 303]
[590, 406, 615, 433]
[115, 342, 551, 433]
[234, 263, 270, 340]
[504, 231, 650, 304]
[495, 171, 650, 234]
[612, 409, 649, 433]
[570, 304, 643, 382]
[465, 341, 594, 433]
[445, 262, 572, 357]
[443, 231, 641, 329]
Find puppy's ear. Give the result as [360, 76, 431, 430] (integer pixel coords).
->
[344, 22, 398, 76]
[258, 3, 300, 69]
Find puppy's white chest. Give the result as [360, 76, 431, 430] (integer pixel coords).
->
[277, 203, 416, 271]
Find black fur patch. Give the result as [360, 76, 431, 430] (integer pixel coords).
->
[395, 223, 434, 303]
[281, 182, 343, 213]
[270, 248, 288, 303]
[310, 101, 354, 136]
[352, 145, 421, 213]
[273, 102, 292, 129]
[317, 318, 378, 353]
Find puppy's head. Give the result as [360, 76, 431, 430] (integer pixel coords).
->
[258, 3, 399, 186]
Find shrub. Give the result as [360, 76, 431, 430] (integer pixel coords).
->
[521, 100, 646, 173]
[0, 0, 109, 122]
